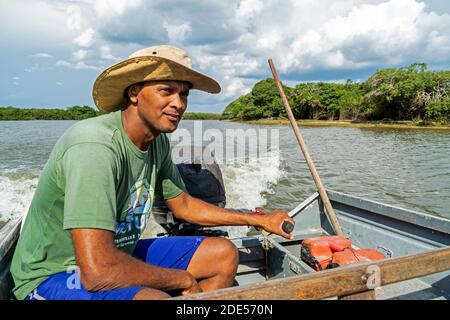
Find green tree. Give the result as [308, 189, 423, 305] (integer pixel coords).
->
[67, 106, 100, 119]
[364, 64, 431, 120]
[251, 78, 291, 118]
[0, 106, 100, 120]
[223, 78, 293, 120]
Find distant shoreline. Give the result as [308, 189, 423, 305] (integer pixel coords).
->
[2, 115, 449, 131]
[2, 106, 449, 131]
[0, 106, 223, 121]
[236, 119, 450, 131]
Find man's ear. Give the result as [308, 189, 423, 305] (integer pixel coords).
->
[127, 84, 141, 105]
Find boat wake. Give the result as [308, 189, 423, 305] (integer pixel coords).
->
[0, 170, 38, 223]
[220, 150, 285, 238]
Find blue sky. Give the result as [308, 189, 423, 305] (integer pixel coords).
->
[1, 0, 450, 113]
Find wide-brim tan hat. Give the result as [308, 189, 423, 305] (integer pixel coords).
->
[93, 45, 221, 113]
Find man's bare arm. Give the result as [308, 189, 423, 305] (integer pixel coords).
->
[166, 192, 295, 239]
[70, 228, 201, 294]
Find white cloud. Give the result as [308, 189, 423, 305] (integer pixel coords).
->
[32, 53, 53, 59]
[295, 0, 426, 67]
[56, 60, 98, 70]
[236, 0, 265, 19]
[73, 49, 88, 60]
[24, 63, 39, 73]
[73, 28, 95, 48]
[224, 78, 251, 98]
[261, 0, 450, 72]
[100, 45, 118, 60]
[163, 21, 192, 44]
[256, 31, 282, 50]
[0, 0, 77, 46]
[94, 0, 143, 17]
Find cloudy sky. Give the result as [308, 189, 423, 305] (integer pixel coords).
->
[1, 0, 450, 113]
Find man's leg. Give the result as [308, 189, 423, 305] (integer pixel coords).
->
[136, 236, 239, 293]
[132, 288, 171, 300]
[186, 237, 239, 291]
[25, 272, 153, 300]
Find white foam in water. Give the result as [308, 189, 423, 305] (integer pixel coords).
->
[0, 174, 37, 222]
[220, 150, 285, 238]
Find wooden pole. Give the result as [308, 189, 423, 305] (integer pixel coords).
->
[267, 59, 343, 236]
[174, 246, 450, 300]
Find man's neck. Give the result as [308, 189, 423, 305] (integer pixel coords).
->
[121, 109, 159, 151]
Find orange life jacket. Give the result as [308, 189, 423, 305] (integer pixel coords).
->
[301, 235, 385, 271]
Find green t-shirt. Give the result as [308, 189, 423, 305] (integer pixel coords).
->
[10, 111, 186, 300]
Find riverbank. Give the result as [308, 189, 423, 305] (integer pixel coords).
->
[237, 119, 450, 131]
[0, 106, 223, 121]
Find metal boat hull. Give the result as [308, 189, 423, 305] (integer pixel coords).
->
[1, 190, 449, 300]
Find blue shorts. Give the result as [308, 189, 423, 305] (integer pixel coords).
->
[25, 236, 206, 300]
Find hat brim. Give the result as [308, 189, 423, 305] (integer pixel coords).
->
[93, 56, 221, 113]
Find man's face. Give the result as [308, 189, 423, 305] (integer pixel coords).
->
[135, 80, 190, 133]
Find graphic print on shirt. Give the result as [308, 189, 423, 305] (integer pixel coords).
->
[115, 179, 154, 250]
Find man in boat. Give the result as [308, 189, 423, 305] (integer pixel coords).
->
[10, 45, 294, 300]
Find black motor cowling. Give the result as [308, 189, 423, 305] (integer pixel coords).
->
[177, 161, 226, 207]
[152, 147, 227, 236]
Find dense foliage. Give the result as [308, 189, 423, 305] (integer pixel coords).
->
[0, 106, 222, 121]
[0, 106, 101, 120]
[223, 64, 450, 123]
[182, 112, 223, 120]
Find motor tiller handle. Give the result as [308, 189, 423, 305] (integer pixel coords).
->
[282, 220, 295, 234]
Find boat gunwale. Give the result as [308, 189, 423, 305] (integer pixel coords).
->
[326, 189, 450, 235]
[0, 218, 21, 264]
[174, 246, 450, 300]
[287, 191, 320, 217]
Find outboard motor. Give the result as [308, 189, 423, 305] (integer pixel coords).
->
[152, 147, 228, 237]
[177, 160, 226, 208]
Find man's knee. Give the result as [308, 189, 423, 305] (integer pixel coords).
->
[207, 237, 239, 274]
[132, 288, 171, 300]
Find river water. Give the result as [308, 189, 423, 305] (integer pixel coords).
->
[0, 120, 449, 230]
